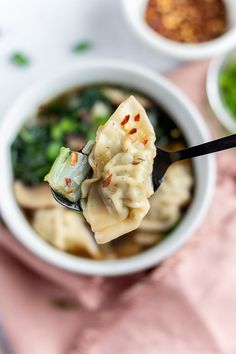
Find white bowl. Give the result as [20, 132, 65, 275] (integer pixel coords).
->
[122, 0, 236, 61]
[0, 60, 216, 276]
[207, 49, 236, 132]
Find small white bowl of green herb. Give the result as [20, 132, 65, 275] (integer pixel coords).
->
[207, 49, 236, 132]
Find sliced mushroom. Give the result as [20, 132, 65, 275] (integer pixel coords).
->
[32, 207, 101, 259]
[91, 101, 111, 118]
[102, 88, 152, 109]
[65, 133, 86, 151]
[14, 181, 56, 209]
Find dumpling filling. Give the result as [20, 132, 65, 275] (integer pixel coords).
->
[81, 96, 156, 243]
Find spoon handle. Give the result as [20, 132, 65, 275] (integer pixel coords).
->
[170, 134, 236, 162]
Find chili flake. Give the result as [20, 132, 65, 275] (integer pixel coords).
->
[129, 128, 137, 135]
[70, 152, 78, 165]
[67, 189, 74, 194]
[65, 177, 71, 186]
[102, 174, 112, 188]
[121, 115, 130, 126]
[142, 139, 148, 145]
[134, 113, 140, 122]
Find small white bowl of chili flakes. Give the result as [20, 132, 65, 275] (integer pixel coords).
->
[122, 0, 236, 61]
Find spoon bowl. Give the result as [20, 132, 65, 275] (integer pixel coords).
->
[51, 189, 83, 211]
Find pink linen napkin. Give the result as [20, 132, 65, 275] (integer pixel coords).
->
[0, 228, 143, 354]
[1, 60, 235, 354]
[71, 153, 236, 354]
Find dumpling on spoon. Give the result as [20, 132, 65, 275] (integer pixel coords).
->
[81, 96, 156, 243]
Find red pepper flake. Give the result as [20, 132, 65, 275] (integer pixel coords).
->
[142, 139, 148, 145]
[65, 177, 71, 186]
[129, 128, 137, 135]
[67, 189, 74, 194]
[70, 152, 78, 165]
[134, 113, 140, 122]
[102, 174, 112, 188]
[121, 115, 130, 126]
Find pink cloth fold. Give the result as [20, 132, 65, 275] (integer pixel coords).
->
[71, 153, 236, 354]
[0, 227, 142, 310]
[1, 61, 235, 354]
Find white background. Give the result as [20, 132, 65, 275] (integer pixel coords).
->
[0, 0, 178, 121]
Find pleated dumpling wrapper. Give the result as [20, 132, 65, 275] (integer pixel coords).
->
[81, 96, 156, 244]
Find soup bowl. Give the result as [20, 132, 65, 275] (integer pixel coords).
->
[0, 60, 216, 276]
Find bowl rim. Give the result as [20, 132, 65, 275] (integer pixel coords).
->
[207, 49, 236, 132]
[121, 0, 236, 60]
[0, 59, 216, 276]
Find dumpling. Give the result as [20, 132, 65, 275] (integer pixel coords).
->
[14, 181, 56, 209]
[32, 207, 101, 258]
[140, 162, 193, 232]
[81, 96, 156, 244]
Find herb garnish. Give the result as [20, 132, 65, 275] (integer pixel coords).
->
[10, 52, 30, 67]
[72, 41, 91, 53]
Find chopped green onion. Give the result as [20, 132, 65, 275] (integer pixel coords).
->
[46, 141, 62, 161]
[95, 115, 109, 126]
[10, 52, 30, 67]
[51, 117, 78, 140]
[72, 41, 91, 53]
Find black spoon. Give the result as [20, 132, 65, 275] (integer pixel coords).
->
[51, 133, 236, 211]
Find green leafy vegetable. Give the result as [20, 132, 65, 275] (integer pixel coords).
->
[10, 52, 30, 67]
[46, 141, 62, 161]
[11, 125, 52, 185]
[219, 58, 236, 119]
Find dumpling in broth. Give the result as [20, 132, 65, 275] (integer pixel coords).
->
[140, 162, 193, 232]
[32, 207, 101, 258]
[81, 96, 156, 244]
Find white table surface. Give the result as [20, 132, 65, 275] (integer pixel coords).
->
[0, 0, 179, 121]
